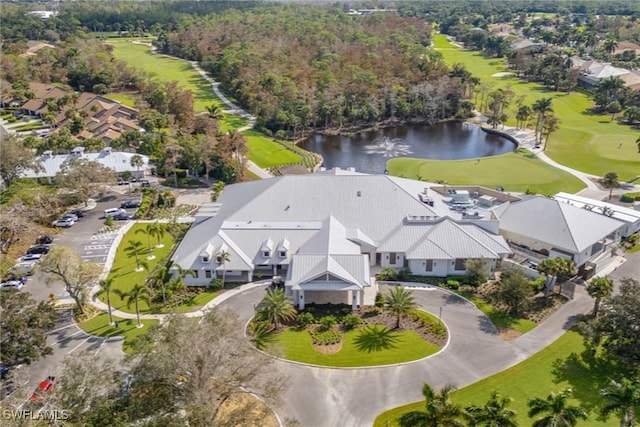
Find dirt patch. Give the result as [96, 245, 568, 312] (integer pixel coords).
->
[215, 392, 279, 427]
[498, 328, 522, 341]
[314, 341, 343, 354]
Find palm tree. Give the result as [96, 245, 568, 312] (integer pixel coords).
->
[532, 98, 554, 143]
[600, 377, 640, 427]
[124, 239, 146, 271]
[130, 154, 144, 173]
[97, 277, 116, 325]
[148, 221, 165, 248]
[586, 277, 614, 317]
[206, 104, 224, 120]
[384, 286, 417, 329]
[516, 105, 532, 130]
[527, 389, 587, 427]
[256, 289, 297, 329]
[465, 391, 518, 427]
[399, 383, 464, 427]
[537, 258, 575, 298]
[135, 224, 154, 254]
[603, 38, 619, 60]
[216, 250, 231, 288]
[636, 135, 640, 153]
[603, 172, 619, 200]
[114, 283, 151, 328]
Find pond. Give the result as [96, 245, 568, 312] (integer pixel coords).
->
[300, 122, 516, 174]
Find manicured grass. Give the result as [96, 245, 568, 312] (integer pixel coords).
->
[174, 290, 221, 313]
[243, 129, 302, 168]
[105, 92, 137, 107]
[99, 223, 175, 314]
[388, 149, 585, 195]
[107, 39, 224, 113]
[268, 328, 440, 367]
[628, 244, 640, 254]
[219, 113, 249, 133]
[80, 312, 158, 354]
[374, 330, 630, 427]
[462, 293, 536, 334]
[432, 34, 640, 181]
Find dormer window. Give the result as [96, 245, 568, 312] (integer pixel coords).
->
[199, 242, 214, 264]
[263, 250, 271, 258]
[202, 256, 210, 263]
[279, 250, 287, 258]
[277, 238, 290, 259]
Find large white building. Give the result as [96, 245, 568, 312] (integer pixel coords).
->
[171, 170, 511, 309]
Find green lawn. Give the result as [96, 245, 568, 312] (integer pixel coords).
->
[462, 293, 537, 334]
[243, 129, 302, 168]
[374, 330, 630, 427]
[80, 312, 158, 354]
[220, 113, 249, 133]
[174, 290, 221, 313]
[107, 39, 224, 112]
[388, 149, 585, 195]
[267, 328, 440, 367]
[105, 92, 137, 107]
[432, 34, 640, 181]
[99, 223, 175, 314]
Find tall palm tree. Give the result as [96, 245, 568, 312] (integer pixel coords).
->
[135, 224, 154, 253]
[532, 98, 554, 143]
[603, 38, 619, 60]
[384, 286, 417, 329]
[216, 250, 231, 288]
[124, 239, 146, 271]
[516, 105, 532, 130]
[603, 172, 619, 200]
[527, 389, 587, 427]
[537, 258, 574, 298]
[600, 377, 640, 427]
[257, 289, 297, 329]
[148, 221, 165, 248]
[114, 283, 151, 328]
[400, 383, 464, 427]
[97, 277, 116, 325]
[465, 391, 518, 427]
[586, 277, 614, 317]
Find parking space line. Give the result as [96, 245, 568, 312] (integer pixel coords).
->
[67, 337, 92, 354]
[84, 245, 111, 250]
[94, 338, 108, 356]
[81, 254, 109, 258]
[48, 323, 77, 334]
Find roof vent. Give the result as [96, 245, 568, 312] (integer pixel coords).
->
[357, 191, 362, 197]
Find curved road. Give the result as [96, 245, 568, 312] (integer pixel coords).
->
[217, 284, 592, 426]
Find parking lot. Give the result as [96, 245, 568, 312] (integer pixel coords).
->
[2, 190, 137, 404]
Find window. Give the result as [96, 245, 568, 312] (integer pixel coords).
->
[202, 256, 209, 263]
[279, 251, 287, 258]
[425, 260, 433, 272]
[454, 258, 466, 270]
[263, 251, 271, 258]
[192, 271, 199, 279]
[389, 252, 397, 265]
[205, 270, 212, 279]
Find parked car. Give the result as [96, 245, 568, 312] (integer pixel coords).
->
[13, 255, 42, 275]
[104, 208, 126, 218]
[117, 178, 129, 185]
[18, 254, 42, 263]
[113, 212, 134, 221]
[140, 179, 151, 187]
[0, 278, 25, 291]
[26, 245, 50, 255]
[35, 235, 53, 245]
[120, 200, 142, 209]
[30, 376, 57, 401]
[67, 209, 85, 218]
[52, 218, 74, 228]
[130, 177, 140, 183]
[61, 213, 79, 222]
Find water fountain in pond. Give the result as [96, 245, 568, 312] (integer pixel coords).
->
[363, 136, 413, 158]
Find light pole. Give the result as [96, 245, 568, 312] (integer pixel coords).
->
[439, 306, 443, 323]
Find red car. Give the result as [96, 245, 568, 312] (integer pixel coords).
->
[30, 376, 57, 401]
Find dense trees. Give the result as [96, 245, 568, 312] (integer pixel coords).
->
[0, 135, 42, 187]
[0, 290, 57, 366]
[55, 158, 116, 206]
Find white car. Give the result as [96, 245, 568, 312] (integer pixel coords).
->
[12, 255, 41, 275]
[104, 208, 126, 218]
[52, 218, 74, 228]
[0, 278, 25, 291]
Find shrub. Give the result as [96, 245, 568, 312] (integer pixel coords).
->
[104, 216, 114, 227]
[296, 312, 314, 327]
[446, 280, 459, 290]
[341, 313, 362, 330]
[309, 328, 342, 345]
[397, 268, 412, 280]
[531, 277, 546, 293]
[374, 292, 385, 308]
[208, 278, 223, 291]
[376, 267, 398, 281]
[318, 315, 337, 331]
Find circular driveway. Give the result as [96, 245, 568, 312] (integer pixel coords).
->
[216, 285, 547, 427]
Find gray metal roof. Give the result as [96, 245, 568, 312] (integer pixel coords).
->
[497, 196, 624, 253]
[287, 254, 370, 291]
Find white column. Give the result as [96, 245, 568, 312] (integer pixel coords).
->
[359, 289, 364, 307]
[351, 292, 357, 311]
[298, 290, 305, 310]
